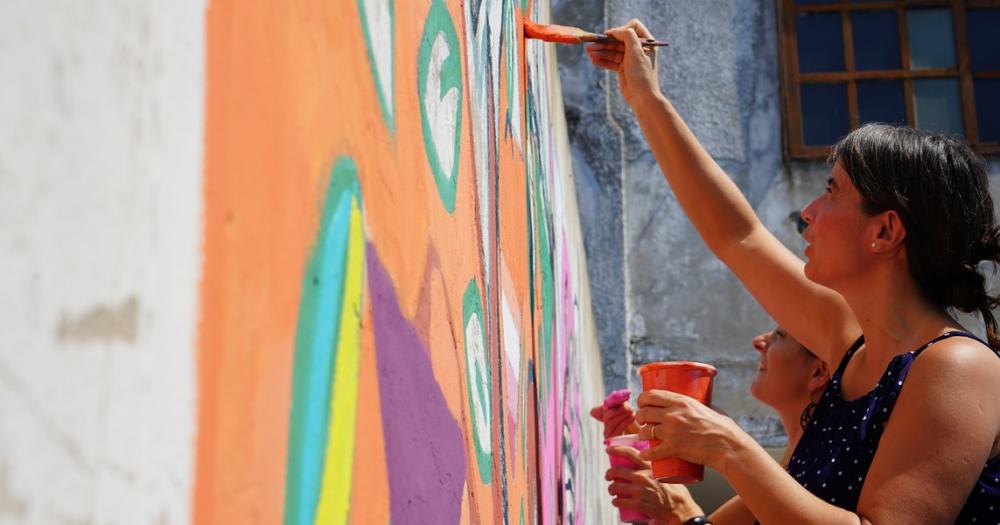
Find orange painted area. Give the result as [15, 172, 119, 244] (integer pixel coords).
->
[195, 0, 602, 522]
[347, 299, 389, 524]
[196, 0, 480, 521]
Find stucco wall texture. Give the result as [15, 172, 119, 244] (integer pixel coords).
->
[0, 1, 613, 524]
[557, 0, 1000, 446]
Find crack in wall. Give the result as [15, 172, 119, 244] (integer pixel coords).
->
[0, 357, 94, 474]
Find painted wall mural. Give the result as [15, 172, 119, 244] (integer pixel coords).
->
[194, 0, 611, 523]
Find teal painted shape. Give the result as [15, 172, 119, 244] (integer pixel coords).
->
[418, 0, 463, 213]
[284, 157, 363, 525]
[357, 0, 395, 132]
[462, 279, 492, 484]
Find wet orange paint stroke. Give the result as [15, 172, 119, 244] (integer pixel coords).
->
[522, 19, 669, 46]
[522, 20, 604, 44]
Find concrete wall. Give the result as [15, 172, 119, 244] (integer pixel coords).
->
[0, 1, 612, 524]
[0, 2, 205, 523]
[557, 0, 1000, 448]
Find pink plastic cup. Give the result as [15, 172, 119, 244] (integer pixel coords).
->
[604, 433, 651, 523]
[638, 361, 717, 483]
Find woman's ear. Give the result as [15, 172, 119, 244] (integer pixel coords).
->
[871, 209, 907, 254]
[809, 358, 831, 396]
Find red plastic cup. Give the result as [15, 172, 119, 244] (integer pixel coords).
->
[638, 361, 717, 483]
[604, 434, 651, 523]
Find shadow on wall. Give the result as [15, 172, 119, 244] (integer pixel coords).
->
[193, 0, 609, 524]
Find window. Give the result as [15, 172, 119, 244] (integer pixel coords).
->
[778, 0, 1000, 158]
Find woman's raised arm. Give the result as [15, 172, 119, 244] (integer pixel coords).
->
[587, 20, 858, 364]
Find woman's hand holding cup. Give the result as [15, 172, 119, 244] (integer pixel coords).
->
[606, 446, 705, 525]
[636, 389, 745, 473]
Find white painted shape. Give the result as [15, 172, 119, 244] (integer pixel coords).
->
[501, 292, 521, 385]
[463, 1, 494, 303]
[464, 0, 490, 170]
[505, 1, 522, 148]
[501, 290, 521, 423]
[465, 313, 492, 456]
[0, 1, 204, 523]
[364, 0, 394, 120]
[425, 33, 458, 181]
[489, 0, 502, 132]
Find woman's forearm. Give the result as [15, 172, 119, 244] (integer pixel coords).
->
[717, 433, 864, 525]
[629, 92, 764, 262]
[708, 495, 757, 525]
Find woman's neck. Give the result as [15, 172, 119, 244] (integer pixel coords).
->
[838, 263, 956, 361]
[779, 409, 805, 449]
[777, 402, 809, 468]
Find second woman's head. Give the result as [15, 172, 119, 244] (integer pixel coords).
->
[750, 326, 829, 410]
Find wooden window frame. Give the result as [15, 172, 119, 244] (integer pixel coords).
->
[777, 0, 1000, 159]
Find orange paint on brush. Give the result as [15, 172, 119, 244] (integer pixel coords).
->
[523, 19, 670, 47]
[523, 19, 604, 44]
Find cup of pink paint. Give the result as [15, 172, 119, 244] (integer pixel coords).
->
[604, 433, 651, 524]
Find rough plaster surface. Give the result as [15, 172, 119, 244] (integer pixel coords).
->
[558, 0, 1000, 446]
[553, 0, 629, 390]
[556, 0, 784, 403]
[0, 2, 204, 523]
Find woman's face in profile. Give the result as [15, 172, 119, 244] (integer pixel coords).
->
[749, 326, 816, 407]
[800, 162, 871, 289]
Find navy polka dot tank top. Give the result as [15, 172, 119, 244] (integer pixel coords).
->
[787, 331, 1000, 523]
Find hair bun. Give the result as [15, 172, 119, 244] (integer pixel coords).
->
[971, 225, 1000, 264]
[948, 264, 990, 313]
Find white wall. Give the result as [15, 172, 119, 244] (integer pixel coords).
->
[0, 2, 205, 523]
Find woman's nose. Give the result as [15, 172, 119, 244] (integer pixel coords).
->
[800, 197, 819, 226]
[752, 334, 768, 354]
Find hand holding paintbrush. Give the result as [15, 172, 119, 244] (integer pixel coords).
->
[523, 19, 669, 47]
[585, 20, 664, 105]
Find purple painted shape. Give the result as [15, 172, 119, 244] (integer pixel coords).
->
[368, 245, 467, 524]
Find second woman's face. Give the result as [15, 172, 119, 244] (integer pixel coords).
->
[799, 162, 872, 289]
[749, 326, 816, 408]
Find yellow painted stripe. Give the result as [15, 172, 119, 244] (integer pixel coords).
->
[315, 198, 366, 525]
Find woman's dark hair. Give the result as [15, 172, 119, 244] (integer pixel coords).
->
[831, 124, 1000, 350]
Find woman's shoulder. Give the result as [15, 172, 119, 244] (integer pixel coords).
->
[915, 332, 998, 368]
[905, 333, 1000, 399]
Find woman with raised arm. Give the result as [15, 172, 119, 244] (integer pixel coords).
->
[586, 19, 1000, 525]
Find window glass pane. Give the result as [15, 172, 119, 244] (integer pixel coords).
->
[852, 10, 901, 71]
[907, 9, 956, 70]
[797, 13, 845, 73]
[914, 78, 964, 136]
[857, 80, 906, 126]
[967, 9, 1000, 72]
[975, 79, 1000, 143]
[801, 83, 850, 146]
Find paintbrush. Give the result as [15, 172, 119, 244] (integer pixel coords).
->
[523, 20, 669, 47]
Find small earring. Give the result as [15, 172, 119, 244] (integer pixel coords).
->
[871, 241, 877, 249]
